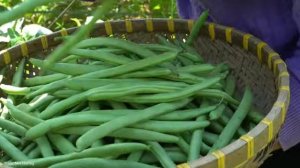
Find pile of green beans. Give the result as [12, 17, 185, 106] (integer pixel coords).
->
[0, 12, 264, 168]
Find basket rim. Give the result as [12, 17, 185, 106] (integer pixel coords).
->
[0, 18, 290, 168]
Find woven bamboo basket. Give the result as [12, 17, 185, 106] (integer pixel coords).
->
[0, 19, 290, 168]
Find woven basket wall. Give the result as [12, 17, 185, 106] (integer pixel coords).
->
[0, 19, 290, 168]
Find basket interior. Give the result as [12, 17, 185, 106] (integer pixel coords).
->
[0, 20, 284, 168]
[0, 30, 277, 115]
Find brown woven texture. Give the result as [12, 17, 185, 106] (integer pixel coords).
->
[0, 19, 290, 168]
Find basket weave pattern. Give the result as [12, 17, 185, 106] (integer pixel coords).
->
[0, 19, 290, 168]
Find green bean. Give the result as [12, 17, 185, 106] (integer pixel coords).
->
[113, 127, 180, 142]
[27, 112, 206, 139]
[237, 127, 247, 136]
[109, 101, 127, 109]
[75, 37, 157, 59]
[155, 35, 177, 48]
[1, 99, 42, 127]
[16, 103, 35, 115]
[68, 135, 79, 144]
[177, 55, 194, 66]
[44, 0, 118, 66]
[178, 64, 215, 74]
[41, 99, 59, 112]
[127, 151, 143, 162]
[178, 40, 203, 60]
[88, 84, 182, 101]
[0, 84, 30, 96]
[25, 114, 115, 139]
[68, 102, 88, 114]
[61, 78, 122, 90]
[203, 132, 219, 146]
[89, 60, 106, 65]
[210, 63, 229, 75]
[0, 133, 28, 161]
[25, 79, 67, 100]
[27, 94, 56, 113]
[94, 48, 127, 54]
[218, 113, 247, 136]
[209, 75, 236, 120]
[187, 10, 209, 45]
[54, 118, 209, 134]
[24, 73, 68, 86]
[28, 85, 43, 91]
[180, 52, 203, 63]
[189, 115, 205, 161]
[201, 143, 211, 156]
[113, 77, 220, 103]
[41, 83, 181, 119]
[77, 51, 178, 79]
[11, 143, 148, 168]
[0, 118, 26, 136]
[1, 98, 13, 119]
[147, 141, 176, 168]
[39, 91, 88, 119]
[181, 131, 192, 143]
[162, 72, 205, 84]
[76, 99, 190, 150]
[0, 0, 60, 25]
[69, 48, 133, 65]
[45, 104, 214, 121]
[210, 87, 253, 152]
[132, 120, 210, 133]
[165, 74, 223, 89]
[27, 147, 41, 159]
[51, 89, 81, 98]
[188, 99, 210, 161]
[60, 55, 80, 63]
[49, 158, 158, 168]
[218, 114, 230, 126]
[157, 106, 215, 120]
[30, 58, 112, 76]
[195, 89, 239, 105]
[118, 68, 173, 78]
[140, 150, 186, 164]
[35, 136, 54, 157]
[0, 132, 22, 146]
[177, 137, 190, 154]
[91, 140, 104, 148]
[209, 104, 226, 121]
[208, 121, 224, 134]
[224, 75, 236, 96]
[65, 78, 188, 91]
[48, 134, 76, 154]
[247, 110, 264, 124]
[139, 43, 179, 52]
[22, 143, 36, 155]
[12, 59, 25, 87]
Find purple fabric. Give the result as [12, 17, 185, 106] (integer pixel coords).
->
[177, 0, 300, 150]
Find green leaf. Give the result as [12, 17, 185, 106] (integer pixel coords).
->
[7, 28, 19, 39]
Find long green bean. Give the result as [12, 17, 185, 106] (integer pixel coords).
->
[210, 87, 253, 152]
[76, 99, 190, 150]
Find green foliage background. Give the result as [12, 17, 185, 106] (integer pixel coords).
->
[0, 0, 178, 31]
